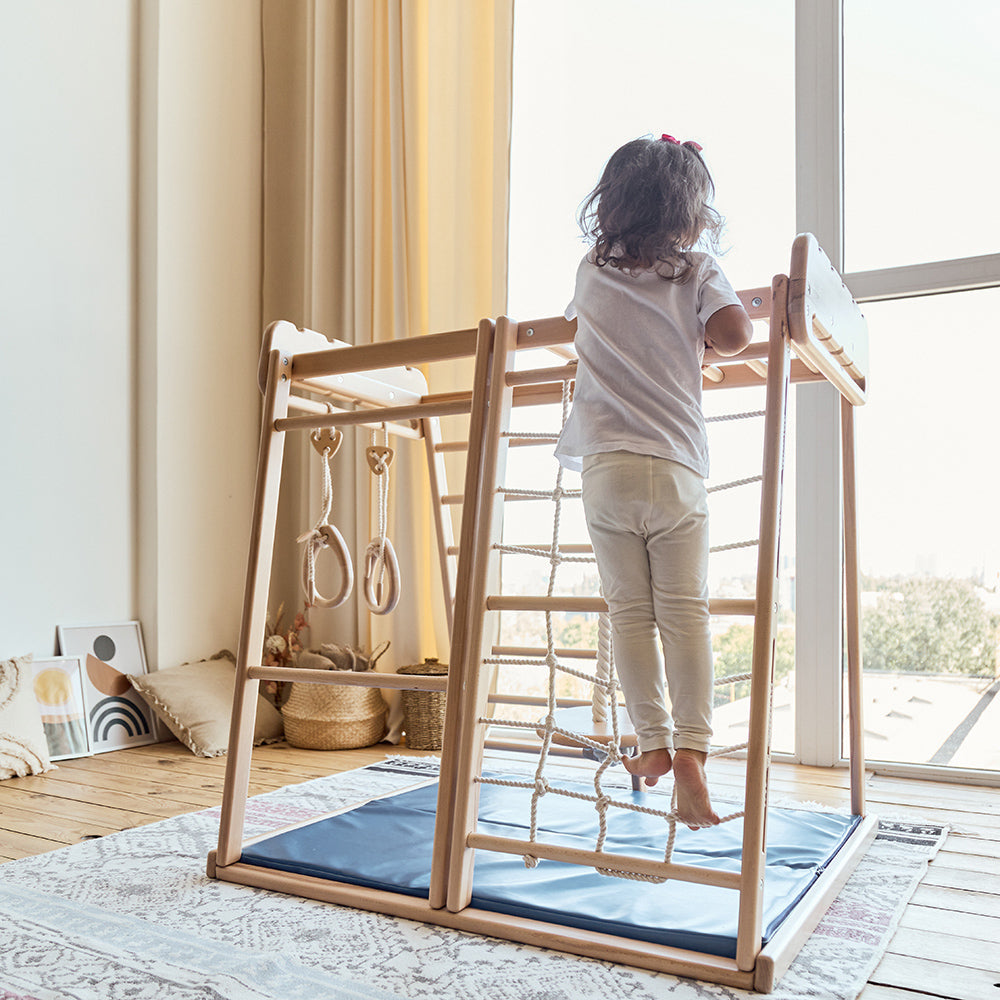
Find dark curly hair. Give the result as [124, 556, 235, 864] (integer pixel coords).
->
[578, 136, 723, 281]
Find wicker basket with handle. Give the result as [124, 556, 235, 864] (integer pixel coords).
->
[397, 657, 448, 750]
[281, 642, 389, 750]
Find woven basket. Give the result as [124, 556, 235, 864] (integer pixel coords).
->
[397, 657, 448, 750]
[282, 683, 387, 750]
[281, 646, 388, 750]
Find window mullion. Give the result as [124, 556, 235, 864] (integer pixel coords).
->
[794, 0, 846, 767]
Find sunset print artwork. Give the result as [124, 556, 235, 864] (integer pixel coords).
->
[31, 656, 90, 760]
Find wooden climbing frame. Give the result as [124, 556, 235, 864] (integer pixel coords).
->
[210, 233, 873, 993]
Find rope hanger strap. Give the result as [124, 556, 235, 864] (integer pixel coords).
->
[363, 426, 401, 615]
[298, 425, 354, 609]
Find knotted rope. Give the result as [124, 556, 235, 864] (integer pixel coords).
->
[363, 427, 400, 615]
[298, 425, 353, 609]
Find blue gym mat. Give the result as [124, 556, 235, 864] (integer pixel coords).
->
[241, 773, 860, 958]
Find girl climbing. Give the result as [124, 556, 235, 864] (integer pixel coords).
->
[555, 135, 753, 828]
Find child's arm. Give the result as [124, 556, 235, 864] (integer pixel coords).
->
[705, 304, 753, 357]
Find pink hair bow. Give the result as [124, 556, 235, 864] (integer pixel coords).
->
[660, 134, 703, 152]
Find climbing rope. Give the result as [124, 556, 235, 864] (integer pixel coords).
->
[362, 426, 400, 615]
[705, 408, 765, 423]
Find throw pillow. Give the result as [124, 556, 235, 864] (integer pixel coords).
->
[1, 653, 54, 779]
[128, 651, 283, 757]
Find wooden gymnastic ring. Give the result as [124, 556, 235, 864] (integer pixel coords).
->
[303, 523, 354, 609]
[362, 537, 400, 615]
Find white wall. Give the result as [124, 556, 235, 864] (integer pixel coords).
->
[1, 1, 262, 670]
[1, 1, 137, 655]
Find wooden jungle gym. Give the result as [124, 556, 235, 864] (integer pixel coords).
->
[210, 233, 871, 992]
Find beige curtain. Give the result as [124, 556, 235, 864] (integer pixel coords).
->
[261, 0, 513, 739]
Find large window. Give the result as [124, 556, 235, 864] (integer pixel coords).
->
[841, 1, 1000, 776]
[506, 0, 1000, 780]
[843, 2, 1000, 271]
[844, 290, 1000, 770]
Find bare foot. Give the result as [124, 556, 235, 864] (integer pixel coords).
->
[622, 747, 672, 787]
[672, 749, 721, 829]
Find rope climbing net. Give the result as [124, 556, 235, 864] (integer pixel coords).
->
[476, 377, 775, 882]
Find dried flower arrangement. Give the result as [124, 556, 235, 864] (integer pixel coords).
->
[261, 603, 309, 707]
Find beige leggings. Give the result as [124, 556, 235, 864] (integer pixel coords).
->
[581, 451, 714, 755]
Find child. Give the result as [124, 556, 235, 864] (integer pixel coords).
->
[555, 135, 753, 829]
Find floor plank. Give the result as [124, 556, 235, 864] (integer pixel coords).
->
[859, 987, 946, 1000]
[932, 848, 1000, 876]
[885, 927, 998, 974]
[0, 827, 67, 861]
[899, 903, 1000, 944]
[935, 833, 1000, 859]
[56, 754, 292, 793]
[920, 864, 1000, 896]
[0, 800, 126, 846]
[869, 954, 1000, 1000]
[910, 882, 1000, 919]
[858, 983, 948, 1000]
[0, 783, 158, 830]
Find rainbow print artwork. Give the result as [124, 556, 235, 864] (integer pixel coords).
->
[56, 623, 159, 753]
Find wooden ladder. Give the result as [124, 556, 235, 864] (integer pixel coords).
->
[433, 235, 869, 983]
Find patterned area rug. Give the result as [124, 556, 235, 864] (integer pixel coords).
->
[0, 756, 946, 1000]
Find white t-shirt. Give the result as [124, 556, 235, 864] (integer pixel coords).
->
[554, 251, 743, 478]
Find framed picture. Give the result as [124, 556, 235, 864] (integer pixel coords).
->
[30, 656, 92, 760]
[56, 621, 160, 753]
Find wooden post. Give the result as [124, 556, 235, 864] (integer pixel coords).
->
[216, 347, 290, 866]
[422, 414, 456, 640]
[841, 394, 866, 815]
[428, 318, 495, 909]
[735, 276, 791, 971]
[445, 316, 518, 912]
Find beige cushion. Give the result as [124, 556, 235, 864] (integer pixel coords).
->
[128, 653, 283, 757]
[1, 653, 54, 779]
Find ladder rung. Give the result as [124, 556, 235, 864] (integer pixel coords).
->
[467, 833, 742, 890]
[290, 326, 479, 381]
[435, 437, 557, 453]
[505, 362, 577, 387]
[485, 596, 756, 616]
[275, 395, 470, 432]
[247, 665, 448, 691]
[446, 491, 570, 505]
[287, 395, 423, 440]
[497, 543, 593, 555]
[492, 645, 596, 659]
[483, 736, 594, 758]
[486, 694, 597, 707]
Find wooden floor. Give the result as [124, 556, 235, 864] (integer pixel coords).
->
[1, 739, 997, 998]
